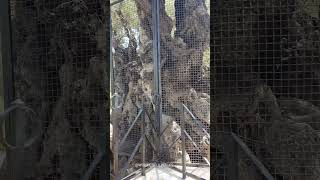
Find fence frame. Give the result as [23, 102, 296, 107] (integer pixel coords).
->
[0, 0, 19, 179]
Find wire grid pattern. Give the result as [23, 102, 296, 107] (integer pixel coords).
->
[212, 144, 228, 180]
[111, 0, 210, 172]
[160, 0, 210, 164]
[213, 0, 320, 179]
[6, 1, 108, 179]
[111, 0, 155, 176]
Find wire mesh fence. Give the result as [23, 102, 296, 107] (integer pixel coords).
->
[160, 0, 210, 165]
[111, 0, 210, 178]
[213, 0, 320, 179]
[111, 0, 155, 177]
[1, 0, 109, 180]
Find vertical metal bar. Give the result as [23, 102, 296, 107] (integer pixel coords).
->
[151, 0, 162, 156]
[0, 0, 17, 179]
[112, 111, 119, 180]
[98, 7, 111, 179]
[0, 9, 3, 116]
[0, 1, 15, 105]
[181, 105, 186, 179]
[141, 107, 146, 176]
[110, 14, 114, 96]
[110, 21, 121, 180]
[110, 13, 119, 180]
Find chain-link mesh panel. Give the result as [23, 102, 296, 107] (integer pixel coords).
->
[111, 1, 210, 178]
[111, 0, 155, 177]
[213, 0, 320, 179]
[2, 1, 109, 179]
[213, 144, 228, 180]
[160, 0, 210, 164]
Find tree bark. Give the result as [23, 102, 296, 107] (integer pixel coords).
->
[2, 1, 109, 179]
[213, 0, 320, 179]
[112, 0, 210, 174]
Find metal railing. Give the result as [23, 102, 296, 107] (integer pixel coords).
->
[112, 103, 211, 179]
[180, 104, 210, 179]
[112, 105, 157, 180]
[181, 104, 274, 180]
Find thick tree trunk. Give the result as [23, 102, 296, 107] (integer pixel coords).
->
[2, 1, 109, 179]
[112, 1, 210, 173]
[213, 0, 320, 179]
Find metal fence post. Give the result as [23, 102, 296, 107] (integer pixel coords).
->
[113, 119, 119, 180]
[112, 109, 119, 180]
[151, 0, 162, 158]
[141, 107, 146, 176]
[110, 12, 119, 180]
[181, 105, 186, 179]
[0, 1, 18, 179]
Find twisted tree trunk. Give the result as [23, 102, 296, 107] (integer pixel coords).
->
[213, 0, 320, 179]
[112, 1, 210, 174]
[1, 1, 109, 179]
